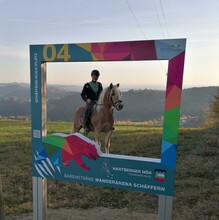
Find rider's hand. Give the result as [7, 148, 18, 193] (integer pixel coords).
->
[87, 99, 91, 103]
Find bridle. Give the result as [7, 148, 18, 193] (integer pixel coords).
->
[109, 90, 123, 110]
[111, 100, 123, 110]
[95, 86, 123, 111]
[95, 99, 122, 109]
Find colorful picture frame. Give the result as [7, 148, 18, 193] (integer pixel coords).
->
[30, 39, 186, 196]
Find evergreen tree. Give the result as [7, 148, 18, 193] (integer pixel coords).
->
[207, 88, 219, 125]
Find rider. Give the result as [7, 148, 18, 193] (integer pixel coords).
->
[81, 70, 103, 133]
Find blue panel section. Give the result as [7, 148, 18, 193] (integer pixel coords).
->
[161, 140, 173, 154]
[53, 158, 59, 166]
[161, 145, 177, 169]
[155, 39, 186, 60]
[37, 155, 46, 162]
[50, 151, 62, 165]
[39, 148, 48, 158]
[70, 44, 93, 61]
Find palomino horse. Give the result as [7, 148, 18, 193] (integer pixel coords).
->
[72, 83, 124, 153]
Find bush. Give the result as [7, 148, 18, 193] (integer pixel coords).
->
[205, 88, 219, 126]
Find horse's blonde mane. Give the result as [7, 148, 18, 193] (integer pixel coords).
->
[96, 84, 122, 112]
[96, 87, 110, 111]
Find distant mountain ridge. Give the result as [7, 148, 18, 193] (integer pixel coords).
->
[0, 83, 218, 125]
[0, 83, 82, 100]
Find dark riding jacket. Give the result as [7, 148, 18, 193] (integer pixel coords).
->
[81, 82, 103, 103]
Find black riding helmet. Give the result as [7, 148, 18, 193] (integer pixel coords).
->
[91, 69, 100, 77]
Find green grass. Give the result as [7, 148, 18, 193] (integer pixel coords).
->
[0, 120, 219, 219]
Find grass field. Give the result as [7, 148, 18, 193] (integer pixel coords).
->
[0, 120, 219, 219]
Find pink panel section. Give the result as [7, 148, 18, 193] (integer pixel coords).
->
[91, 41, 157, 61]
[166, 51, 185, 96]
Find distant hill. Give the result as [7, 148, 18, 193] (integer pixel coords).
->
[0, 83, 30, 100]
[181, 87, 218, 116]
[0, 83, 218, 126]
[113, 89, 165, 121]
[0, 83, 81, 100]
[0, 96, 30, 117]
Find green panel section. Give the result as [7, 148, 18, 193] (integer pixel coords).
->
[43, 142, 62, 157]
[42, 135, 65, 148]
[163, 125, 178, 144]
[163, 107, 180, 144]
[42, 135, 65, 157]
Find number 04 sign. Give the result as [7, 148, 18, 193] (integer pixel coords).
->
[43, 44, 71, 61]
[30, 39, 186, 219]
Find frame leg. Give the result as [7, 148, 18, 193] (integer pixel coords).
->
[33, 177, 47, 220]
[157, 195, 173, 220]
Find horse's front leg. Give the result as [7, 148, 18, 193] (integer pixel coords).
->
[94, 131, 101, 149]
[105, 130, 113, 154]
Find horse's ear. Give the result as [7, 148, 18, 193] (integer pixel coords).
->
[110, 83, 113, 89]
[116, 83, 120, 87]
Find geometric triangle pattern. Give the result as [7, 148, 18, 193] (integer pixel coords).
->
[163, 107, 180, 144]
[40, 39, 185, 63]
[36, 133, 101, 171]
[161, 140, 174, 154]
[161, 51, 185, 168]
[67, 40, 157, 62]
[165, 85, 182, 111]
[161, 144, 177, 169]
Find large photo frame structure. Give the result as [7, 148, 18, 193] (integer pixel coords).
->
[30, 39, 186, 220]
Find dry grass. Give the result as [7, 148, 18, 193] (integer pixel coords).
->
[0, 120, 219, 219]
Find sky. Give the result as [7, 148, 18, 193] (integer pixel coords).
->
[0, 0, 219, 90]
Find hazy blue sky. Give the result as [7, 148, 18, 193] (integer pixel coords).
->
[0, 0, 219, 90]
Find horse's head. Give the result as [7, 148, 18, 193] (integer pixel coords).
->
[109, 83, 124, 111]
